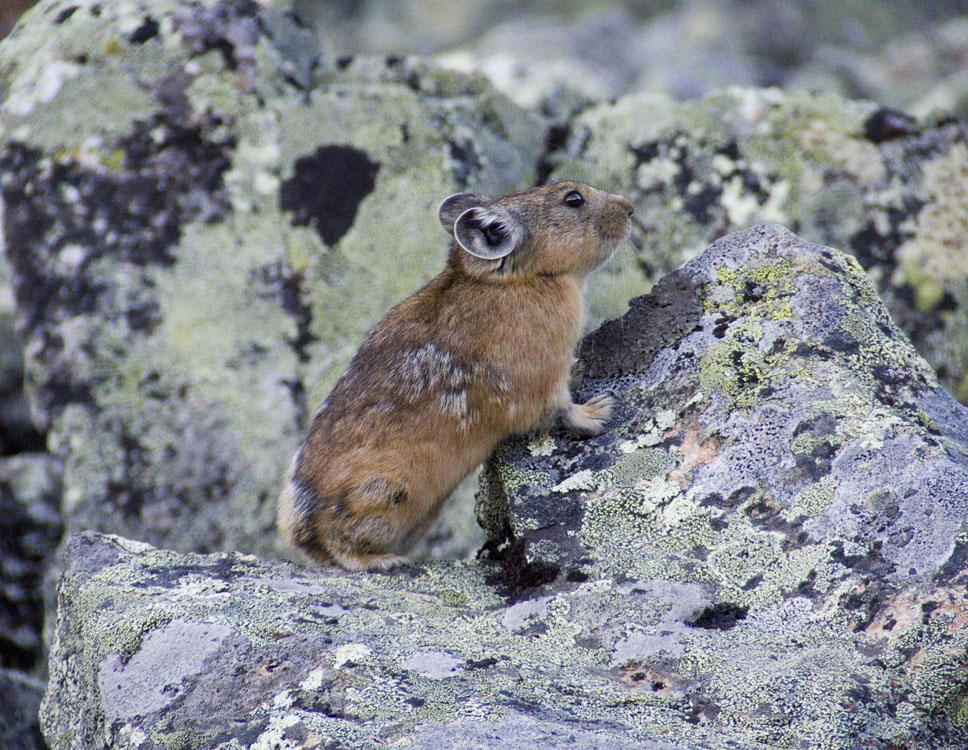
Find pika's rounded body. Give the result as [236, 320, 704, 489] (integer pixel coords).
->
[278, 182, 633, 570]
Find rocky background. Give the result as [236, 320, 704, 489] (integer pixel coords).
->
[1, 0, 968, 748]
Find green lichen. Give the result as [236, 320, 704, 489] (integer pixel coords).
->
[699, 339, 768, 409]
[608, 447, 676, 486]
[788, 475, 839, 518]
[151, 727, 214, 750]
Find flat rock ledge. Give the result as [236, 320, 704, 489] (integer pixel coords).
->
[43, 225, 968, 749]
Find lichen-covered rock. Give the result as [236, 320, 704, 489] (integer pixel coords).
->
[0, 0, 543, 560]
[478, 223, 968, 747]
[548, 87, 968, 403]
[41, 532, 691, 750]
[42, 226, 968, 749]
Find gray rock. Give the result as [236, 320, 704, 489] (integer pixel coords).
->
[0, 0, 542, 561]
[548, 88, 968, 403]
[0, 668, 46, 750]
[478, 223, 968, 746]
[41, 226, 968, 748]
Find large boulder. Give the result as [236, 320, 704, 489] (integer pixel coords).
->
[41, 226, 968, 749]
[548, 88, 968, 404]
[0, 0, 543, 560]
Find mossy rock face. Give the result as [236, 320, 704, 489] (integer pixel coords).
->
[0, 0, 543, 559]
[41, 226, 968, 749]
[550, 88, 968, 403]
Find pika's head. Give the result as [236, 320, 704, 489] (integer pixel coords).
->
[438, 182, 634, 280]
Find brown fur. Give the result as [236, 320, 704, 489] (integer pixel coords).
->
[277, 182, 634, 570]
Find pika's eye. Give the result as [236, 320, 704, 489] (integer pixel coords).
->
[563, 190, 585, 208]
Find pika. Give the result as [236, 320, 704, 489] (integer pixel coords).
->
[277, 181, 634, 571]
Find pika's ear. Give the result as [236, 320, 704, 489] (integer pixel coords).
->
[438, 192, 488, 236]
[454, 206, 524, 260]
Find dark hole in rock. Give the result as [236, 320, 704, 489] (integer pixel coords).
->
[687, 602, 748, 630]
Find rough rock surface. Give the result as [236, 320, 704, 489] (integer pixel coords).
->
[477, 223, 968, 747]
[42, 226, 968, 749]
[0, 668, 46, 750]
[0, 0, 542, 561]
[549, 87, 968, 404]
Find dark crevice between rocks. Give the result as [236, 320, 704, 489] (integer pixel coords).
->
[534, 122, 571, 187]
[480, 530, 561, 602]
[686, 602, 748, 630]
[0, 474, 62, 672]
[106, 429, 152, 520]
[128, 16, 159, 44]
[53, 5, 78, 24]
[863, 107, 921, 144]
[447, 138, 481, 191]
[174, 0, 261, 72]
[255, 261, 317, 431]
[849, 201, 921, 271]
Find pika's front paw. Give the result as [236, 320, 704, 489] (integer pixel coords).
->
[563, 393, 615, 436]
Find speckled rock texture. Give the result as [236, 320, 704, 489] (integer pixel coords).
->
[549, 88, 968, 404]
[477, 223, 968, 747]
[0, 0, 542, 562]
[42, 226, 968, 749]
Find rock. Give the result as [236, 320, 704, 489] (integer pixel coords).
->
[0, 0, 542, 560]
[42, 226, 968, 748]
[478, 223, 968, 746]
[0, 668, 46, 750]
[548, 87, 968, 402]
[0, 453, 62, 673]
[790, 17, 968, 125]
[437, 8, 649, 115]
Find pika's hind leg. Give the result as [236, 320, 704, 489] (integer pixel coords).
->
[561, 393, 615, 436]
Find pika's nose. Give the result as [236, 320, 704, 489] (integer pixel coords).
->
[614, 195, 634, 217]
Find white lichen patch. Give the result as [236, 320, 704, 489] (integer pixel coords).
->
[527, 434, 557, 457]
[759, 178, 790, 224]
[640, 476, 682, 507]
[501, 596, 553, 632]
[617, 431, 661, 453]
[635, 156, 680, 191]
[897, 143, 968, 288]
[334, 643, 372, 669]
[402, 650, 464, 679]
[552, 469, 600, 493]
[299, 666, 328, 692]
[611, 628, 685, 666]
[251, 710, 303, 750]
[654, 409, 677, 431]
[4, 54, 80, 116]
[721, 175, 761, 226]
